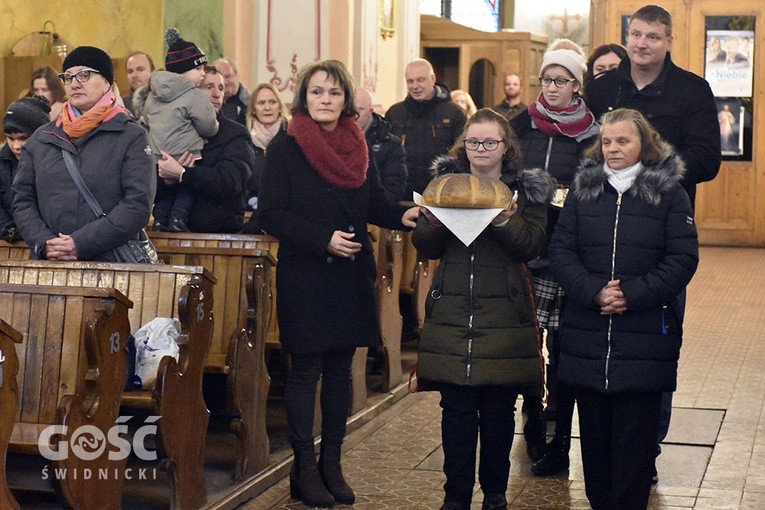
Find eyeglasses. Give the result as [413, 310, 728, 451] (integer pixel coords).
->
[465, 138, 502, 151]
[539, 76, 576, 88]
[58, 69, 101, 85]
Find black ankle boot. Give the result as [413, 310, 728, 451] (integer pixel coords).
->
[523, 406, 547, 462]
[440, 502, 469, 510]
[531, 435, 570, 476]
[290, 448, 335, 507]
[319, 443, 355, 504]
[482, 492, 507, 509]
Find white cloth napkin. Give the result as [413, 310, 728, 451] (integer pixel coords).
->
[414, 192, 506, 247]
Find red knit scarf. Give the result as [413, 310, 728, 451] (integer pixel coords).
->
[527, 93, 597, 139]
[288, 113, 368, 189]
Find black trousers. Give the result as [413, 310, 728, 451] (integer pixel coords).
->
[439, 384, 520, 506]
[285, 348, 356, 451]
[576, 388, 661, 510]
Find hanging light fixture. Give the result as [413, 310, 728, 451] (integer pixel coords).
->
[43, 20, 68, 58]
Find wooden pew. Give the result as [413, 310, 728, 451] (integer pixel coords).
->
[147, 232, 274, 480]
[0, 261, 215, 510]
[400, 232, 437, 330]
[0, 241, 28, 261]
[0, 284, 131, 510]
[370, 228, 405, 391]
[0, 319, 22, 510]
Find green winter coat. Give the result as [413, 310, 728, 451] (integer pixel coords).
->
[413, 156, 553, 387]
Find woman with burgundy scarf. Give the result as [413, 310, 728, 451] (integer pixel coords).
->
[510, 38, 600, 476]
[258, 60, 419, 508]
[13, 46, 155, 261]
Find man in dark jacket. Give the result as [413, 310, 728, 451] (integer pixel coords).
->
[355, 88, 407, 204]
[493, 74, 526, 121]
[584, 4, 721, 210]
[385, 58, 466, 198]
[214, 57, 252, 127]
[157, 66, 254, 233]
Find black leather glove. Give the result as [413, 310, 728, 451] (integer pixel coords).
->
[1, 223, 21, 243]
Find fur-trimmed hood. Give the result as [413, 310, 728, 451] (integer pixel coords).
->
[429, 155, 555, 206]
[573, 141, 686, 206]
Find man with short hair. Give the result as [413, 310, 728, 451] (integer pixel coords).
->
[385, 58, 466, 198]
[493, 74, 526, 121]
[583, 3, 721, 492]
[214, 57, 251, 126]
[124, 51, 155, 116]
[355, 88, 407, 204]
[585, 4, 720, 209]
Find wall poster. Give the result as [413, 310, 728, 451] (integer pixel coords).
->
[705, 30, 754, 98]
[715, 98, 745, 156]
[705, 16, 755, 161]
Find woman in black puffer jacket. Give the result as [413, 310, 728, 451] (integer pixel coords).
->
[549, 108, 698, 510]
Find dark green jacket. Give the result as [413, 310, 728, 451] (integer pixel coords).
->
[413, 156, 554, 387]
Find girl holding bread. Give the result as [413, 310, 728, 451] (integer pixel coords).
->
[413, 107, 554, 510]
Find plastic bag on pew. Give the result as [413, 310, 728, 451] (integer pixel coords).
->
[131, 317, 181, 390]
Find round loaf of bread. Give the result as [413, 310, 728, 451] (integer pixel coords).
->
[422, 173, 513, 209]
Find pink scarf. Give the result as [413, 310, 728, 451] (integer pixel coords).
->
[57, 90, 130, 139]
[250, 117, 283, 150]
[287, 113, 368, 189]
[527, 93, 599, 140]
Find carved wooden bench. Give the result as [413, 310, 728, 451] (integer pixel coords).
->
[148, 232, 274, 479]
[0, 284, 131, 510]
[0, 260, 215, 510]
[400, 232, 437, 329]
[0, 319, 22, 510]
[371, 228, 405, 391]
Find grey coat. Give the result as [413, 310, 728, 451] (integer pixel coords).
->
[143, 70, 219, 158]
[12, 114, 156, 261]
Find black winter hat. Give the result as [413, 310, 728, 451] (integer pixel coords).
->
[62, 46, 115, 85]
[164, 28, 207, 74]
[4, 96, 51, 135]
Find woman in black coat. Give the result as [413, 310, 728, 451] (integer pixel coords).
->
[258, 60, 418, 508]
[549, 108, 698, 509]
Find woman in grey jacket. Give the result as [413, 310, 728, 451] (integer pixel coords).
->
[413, 108, 553, 510]
[549, 108, 699, 509]
[13, 46, 155, 261]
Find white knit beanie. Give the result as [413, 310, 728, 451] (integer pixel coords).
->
[540, 49, 587, 86]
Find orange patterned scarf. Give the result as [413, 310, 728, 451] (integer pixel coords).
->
[58, 90, 130, 139]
